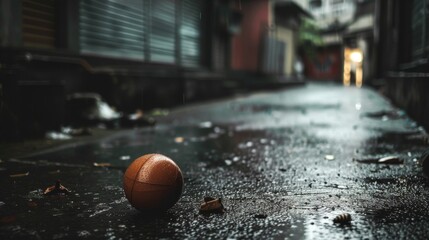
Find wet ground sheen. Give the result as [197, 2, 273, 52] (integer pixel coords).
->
[1, 83, 429, 239]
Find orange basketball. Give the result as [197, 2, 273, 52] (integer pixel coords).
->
[123, 154, 183, 212]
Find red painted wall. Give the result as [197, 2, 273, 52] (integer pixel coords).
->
[231, 0, 269, 72]
[303, 47, 342, 80]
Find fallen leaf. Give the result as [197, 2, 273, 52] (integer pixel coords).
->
[44, 180, 71, 196]
[199, 197, 224, 214]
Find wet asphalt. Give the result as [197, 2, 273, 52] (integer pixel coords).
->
[1, 82, 429, 239]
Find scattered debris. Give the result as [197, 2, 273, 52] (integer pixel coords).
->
[174, 137, 185, 143]
[120, 155, 131, 161]
[93, 162, 123, 170]
[66, 92, 122, 128]
[10, 172, 29, 178]
[93, 162, 112, 167]
[224, 159, 232, 166]
[0, 201, 5, 207]
[45, 131, 72, 140]
[325, 155, 335, 161]
[199, 197, 225, 214]
[121, 109, 156, 127]
[333, 213, 352, 224]
[354, 156, 403, 164]
[44, 180, 71, 196]
[61, 127, 92, 136]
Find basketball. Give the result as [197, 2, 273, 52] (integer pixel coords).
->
[123, 154, 183, 212]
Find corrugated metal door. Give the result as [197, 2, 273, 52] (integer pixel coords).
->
[78, 0, 202, 66]
[412, 0, 428, 59]
[180, 0, 202, 67]
[22, 0, 56, 49]
[149, 0, 176, 63]
[79, 0, 145, 60]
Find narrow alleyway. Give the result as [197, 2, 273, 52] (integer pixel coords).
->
[1, 82, 428, 239]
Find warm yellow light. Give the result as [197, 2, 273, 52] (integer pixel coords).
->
[350, 51, 363, 63]
[356, 65, 362, 88]
[343, 61, 351, 86]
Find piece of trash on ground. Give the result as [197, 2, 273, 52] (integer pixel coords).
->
[61, 127, 92, 136]
[174, 137, 184, 143]
[199, 197, 225, 214]
[44, 180, 71, 196]
[93, 162, 112, 167]
[45, 131, 72, 140]
[354, 156, 403, 164]
[325, 155, 335, 160]
[333, 213, 352, 223]
[120, 155, 131, 161]
[10, 172, 29, 178]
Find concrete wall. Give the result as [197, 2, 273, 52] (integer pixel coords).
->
[384, 77, 429, 130]
[231, 0, 269, 72]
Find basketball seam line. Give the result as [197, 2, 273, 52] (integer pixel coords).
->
[129, 154, 156, 205]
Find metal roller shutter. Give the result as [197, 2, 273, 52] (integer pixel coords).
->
[78, 0, 202, 66]
[22, 0, 56, 49]
[149, 0, 176, 63]
[180, 0, 202, 67]
[79, 0, 145, 60]
[412, 0, 428, 59]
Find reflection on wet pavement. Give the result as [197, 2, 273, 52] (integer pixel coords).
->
[1, 83, 429, 239]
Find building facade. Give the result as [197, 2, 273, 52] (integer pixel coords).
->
[0, 0, 309, 138]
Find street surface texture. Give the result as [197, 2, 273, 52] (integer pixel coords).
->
[1, 83, 429, 239]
